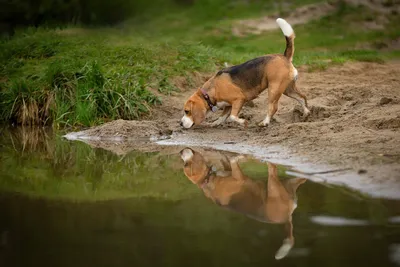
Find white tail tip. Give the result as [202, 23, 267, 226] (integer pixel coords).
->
[275, 238, 294, 260]
[276, 18, 294, 37]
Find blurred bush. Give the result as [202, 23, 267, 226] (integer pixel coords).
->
[1, 0, 197, 35]
[1, 0, 266, 36]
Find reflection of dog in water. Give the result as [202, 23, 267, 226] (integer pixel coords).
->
[180, 148, 306, 260]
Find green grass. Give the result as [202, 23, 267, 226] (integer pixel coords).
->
[1, 0, 399, 127]
[0, 27, 227, 127]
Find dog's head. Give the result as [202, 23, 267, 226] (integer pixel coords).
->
[180, 91, 207, 129]
[179, 148, 209, 185]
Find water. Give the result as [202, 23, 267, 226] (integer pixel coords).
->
[1, 127, 400, 267]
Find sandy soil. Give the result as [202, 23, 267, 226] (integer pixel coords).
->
[65, 61, 400, 188]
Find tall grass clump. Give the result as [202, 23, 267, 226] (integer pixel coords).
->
[49, 60, 161, 127]
[0, 59, 161, 127]
[0, 79, 54, 125]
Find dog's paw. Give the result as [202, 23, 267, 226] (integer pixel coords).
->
[211, 120, 223, 127]
[300, 110, 311, 122]
[228, 115, 246, 125]
[237, 118, 246, 124]
[203, 121, 217, 128]
[303, 108, 311, 119]
[258, 121, 269, 127]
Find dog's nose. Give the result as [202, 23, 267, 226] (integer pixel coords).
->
[179, 121, 183, 127]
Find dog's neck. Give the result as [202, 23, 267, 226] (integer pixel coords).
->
[197, 88, 217, 112]
[199, 165, 216, 187]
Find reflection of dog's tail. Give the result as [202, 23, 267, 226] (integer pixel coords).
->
[275, 237, 294, 260]
[276, 18, 295, 62]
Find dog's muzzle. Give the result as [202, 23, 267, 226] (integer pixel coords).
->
[180, 115, 194, 129]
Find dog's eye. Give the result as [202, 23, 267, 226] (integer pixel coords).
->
[184, 110, 189, 115]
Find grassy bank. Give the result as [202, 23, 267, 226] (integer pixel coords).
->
[1, 0, 399, 127]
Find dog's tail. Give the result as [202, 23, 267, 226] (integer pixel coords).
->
[276, 18, 295, 62]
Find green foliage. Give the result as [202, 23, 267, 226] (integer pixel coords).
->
[2, 31, 58, 60]
[2, 0, 171, 28]
[0, 79, 54, 125]
[338, 50, 385, 64]
[0, 29, 60, 76]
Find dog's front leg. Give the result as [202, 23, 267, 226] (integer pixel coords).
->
[227, 100, 247, 127]
[211, 106, 231, 126]
[230, 155, 246, 180]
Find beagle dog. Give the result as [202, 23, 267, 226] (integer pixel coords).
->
[180, 18, 310, 129]
[179, 148, 306, 260]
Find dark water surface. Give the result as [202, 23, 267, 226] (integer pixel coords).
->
[0, 127, 399, 267]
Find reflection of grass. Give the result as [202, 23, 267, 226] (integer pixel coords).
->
[238, 159, 290, 180]
[0, 128, 198, 201]
[0, 127, 294, 201]
[0, 127, 397, 229]
[1, 0, 399, 127]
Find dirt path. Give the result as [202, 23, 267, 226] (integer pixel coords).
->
[64, 61, 400, 188]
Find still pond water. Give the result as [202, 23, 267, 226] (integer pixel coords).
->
[0, 127, 399, 267]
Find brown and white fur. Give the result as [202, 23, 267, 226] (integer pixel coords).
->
[180, 18, 309, 129]
[179, 148, 306, 260]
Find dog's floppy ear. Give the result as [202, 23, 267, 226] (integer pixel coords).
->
[191, 100, 206, 125]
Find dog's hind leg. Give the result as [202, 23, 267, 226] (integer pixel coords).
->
[284, 82, 310, 117]
[259, 82, 284, 127]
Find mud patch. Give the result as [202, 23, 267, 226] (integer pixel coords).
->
[291, 104, 334, 123]
[63, 119, 168, 141]
[364, 116, 400, 130]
